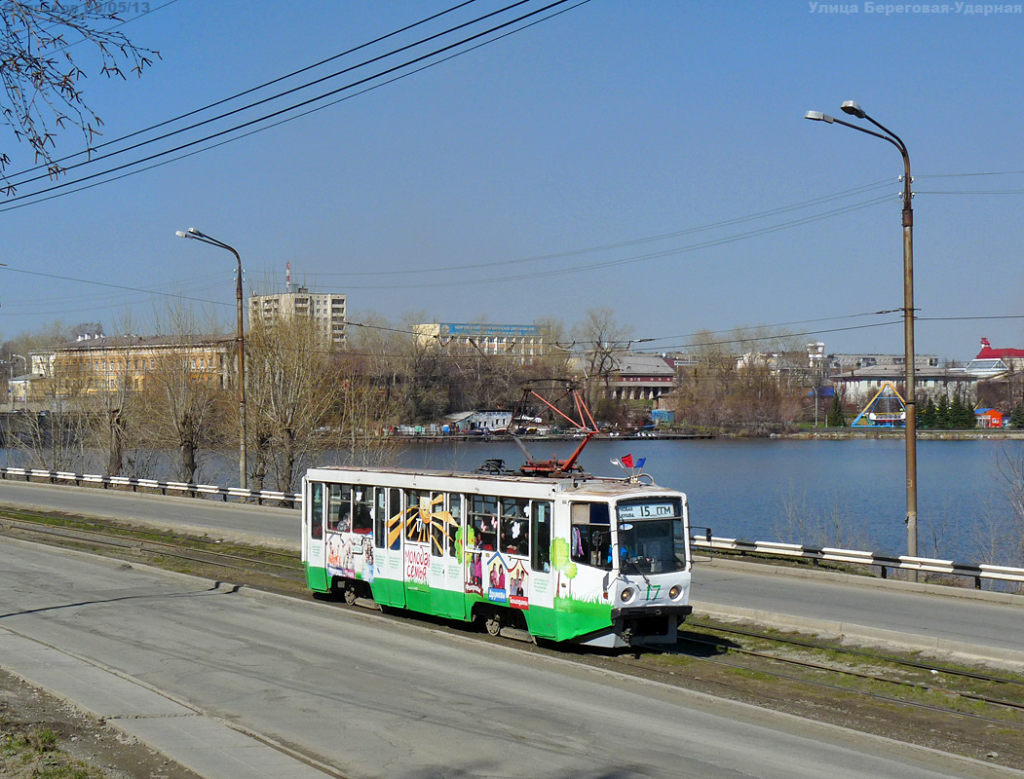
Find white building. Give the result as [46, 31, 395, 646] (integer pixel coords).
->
[249, 265, 347, 345]
[414, 323, 546, 363]
[602, 352, 676, 402]
[831, 364, 975, 405]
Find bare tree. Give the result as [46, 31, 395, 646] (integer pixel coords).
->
[130, 308, 228, 484]
[993, 446, 1024, 570]
[7, 358, 88, 471]
[671, 327, 804, 435]
[572, 307, 633, 407]
[246, 315, 340, 493]
[330, 350, 404, 467]
[1, 1, 159, 186]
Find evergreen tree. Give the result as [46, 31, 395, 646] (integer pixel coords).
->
[936, 395, 950, 429]
[826, 393, 845, 428]
[960, 395, 978, 429]
[1011, 402, 1024, 429]
[949, 394, 965, 429]
[920, 397, 937, 429]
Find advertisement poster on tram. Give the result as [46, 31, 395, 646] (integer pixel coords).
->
[487, 552, 507, 603]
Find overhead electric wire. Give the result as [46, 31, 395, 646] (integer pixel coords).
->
[0, 0, 592, 215]
[322, 193, 894, 290]
[914, 189, 1024, 195]
[4, 0, 481, 181]
[0, 266, 232, 309]
[269, 178, 894, 278]
[915, 169, 1024, 179]
[0, 0, 574, 205]
[919, 315, 1024, 322]
[638, 309, 904, 344]
[3, 0, 525, 190]
[637, 320, 903, 353]
[0, 189, 893, 319]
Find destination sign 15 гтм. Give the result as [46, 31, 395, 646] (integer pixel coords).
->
[618, 502, 676, 520]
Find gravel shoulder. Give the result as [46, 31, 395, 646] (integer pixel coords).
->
[0, 667, 203, 779]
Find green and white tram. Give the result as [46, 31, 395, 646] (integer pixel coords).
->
[301, 465, 694, 647]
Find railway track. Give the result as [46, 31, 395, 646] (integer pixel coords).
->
[0, 509, 304, 583]
[597, 620, 1024, 727]
[4, 506, 1024, 766]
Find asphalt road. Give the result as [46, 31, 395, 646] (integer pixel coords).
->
[2, 478, 1023, 666]
[1, 538, 1016, 779]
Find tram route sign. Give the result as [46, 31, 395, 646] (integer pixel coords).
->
[618, 502, 675, 520]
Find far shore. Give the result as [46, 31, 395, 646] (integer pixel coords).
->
[389, 428, 1024, 443]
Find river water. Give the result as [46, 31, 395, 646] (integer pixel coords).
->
[5, 437, 1021, 564]
[396, 437, 1022, 565]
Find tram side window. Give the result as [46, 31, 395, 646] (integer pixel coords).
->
[531, 500, 551, 572]
[430, 492, 446, 558]
[373, 488, 387, 549]
[353, 488, 373, 534]
[310, 482, 324, 540]
[388, 488, 402, 550]
[570, 502, 611, 571]
[406, 489, 431, 543]
[500, 497, 530, 557]
[469, 495, 498, 551]
[447, 494, 462, 558]
[328, 484, 352, 532]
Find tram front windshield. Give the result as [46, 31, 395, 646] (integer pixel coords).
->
[615, 499, 685, 574]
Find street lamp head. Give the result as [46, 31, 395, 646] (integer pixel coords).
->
[174, 230, 189, 239]
[841, 100, 866, 119]
[804, 111, 835, 124]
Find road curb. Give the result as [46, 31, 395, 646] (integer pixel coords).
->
[691, 600, 1024, 670]
[703, 557, 1024, 606]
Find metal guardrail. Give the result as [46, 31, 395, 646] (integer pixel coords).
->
[2, 465, 1021, 588]
[0, 466, 301, 506]
[691, 535, 1024, 588]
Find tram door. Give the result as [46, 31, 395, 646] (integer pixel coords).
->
[304, 480, 329, 592]
[427, 492, 462, 619]
[404, 488, 433, 613]
[376, 487, 405, 607]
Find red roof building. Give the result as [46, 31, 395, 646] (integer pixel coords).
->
[976, 337, 1024, 361]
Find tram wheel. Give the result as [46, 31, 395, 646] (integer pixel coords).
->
[484, 611, 501, 637]
[343, 585, 358, 605]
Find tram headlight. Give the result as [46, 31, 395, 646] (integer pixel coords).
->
[669, 585, 684, 601]
[620, 587, 636, 604]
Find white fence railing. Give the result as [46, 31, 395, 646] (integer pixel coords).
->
[690, 533, 1024, 588]
[2, 465, 1022, 588]
[0, 466, 301, 506]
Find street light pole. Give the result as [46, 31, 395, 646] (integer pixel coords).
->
[175, 228, 247, 491]
[805, 102, 918, 576]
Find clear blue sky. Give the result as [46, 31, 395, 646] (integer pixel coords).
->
[1, 0, 1021, 362]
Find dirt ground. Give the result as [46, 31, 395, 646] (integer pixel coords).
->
[0, 667, 203, 779]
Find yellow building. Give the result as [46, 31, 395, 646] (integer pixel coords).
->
[44, 335, 235, 397]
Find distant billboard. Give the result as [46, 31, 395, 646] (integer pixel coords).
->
[440, 323, 539, 338]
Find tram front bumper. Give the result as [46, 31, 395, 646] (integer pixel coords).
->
[611, 604, 693, 620]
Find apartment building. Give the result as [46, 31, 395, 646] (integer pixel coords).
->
[249, 265, 347, 345]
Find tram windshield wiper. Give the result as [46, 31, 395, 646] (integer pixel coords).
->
[621, 556, 650, 585]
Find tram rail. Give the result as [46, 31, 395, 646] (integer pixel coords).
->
[4, 504, 1024, 766]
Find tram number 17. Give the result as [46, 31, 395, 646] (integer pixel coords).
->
[645, 584, 661, 601]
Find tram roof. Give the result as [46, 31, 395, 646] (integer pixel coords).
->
[305, 465, 684, 498]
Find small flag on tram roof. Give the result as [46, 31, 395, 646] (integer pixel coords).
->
[636, 458, 646, 469]
[621, 454, 634, 468]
